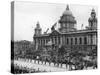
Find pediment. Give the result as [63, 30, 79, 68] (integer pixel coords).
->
[49, 30, 60, 36]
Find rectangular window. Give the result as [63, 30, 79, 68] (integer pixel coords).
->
[67, 38, 69, 44]
[79, 37, 82, 44]
[58, 37, 60, 44]
[75, 38, 77, 44]
[84, 37, 87, 44]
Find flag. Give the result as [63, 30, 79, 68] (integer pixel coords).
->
[51, 22, 57, 31]
[81, 24, 83, 29]
[54, 22, 57, 26]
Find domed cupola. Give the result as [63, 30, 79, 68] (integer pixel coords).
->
[59, 5, 77, 33]
[88, 8, 97, 30]
[63, 5, 73, 16]
[88, 9, 97, 22]
[91, 9, 96, 17]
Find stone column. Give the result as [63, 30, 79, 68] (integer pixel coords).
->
[52, 37, 53, 44]
[91, 35, 93, 45]
[39, 39, 41, 46]
[41, 39, 43, 46]
[45, 39, 46, 45]
[62, 36, 64, 45]
[82, 37, 84, 45]
[73, 37, 75, 45]
[36, 39, 38, 50]
[87, 35, 89, 45]
[63, 35, 66, 45]
[42, 39, 43, 46]
[93, 35, 96, 45]
[54, 37, 55, 45]
[34, 38, 36, 45]
[96, 34, 97, 45]
[34, 38, 36, 49]
[88, 35, 91, 45]
[57, 37, 58, 46]
[54, 37, 55, 44]
[92, 35, 94, 45]
[55, 37, 57, 45]
[40, 39, 41, 46]
[60, 36, 62, 45]
[77, 37, 79, 45]
[58, 37, 60, 45]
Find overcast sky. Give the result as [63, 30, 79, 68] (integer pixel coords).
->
[14, 1, 98, 41]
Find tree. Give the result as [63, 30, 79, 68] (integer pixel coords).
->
[58, 45, 66, 64]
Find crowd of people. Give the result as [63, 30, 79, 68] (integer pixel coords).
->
[12, 54, 97, 74]
[12, 41, 97, 74]
[11, 62, 47, 74]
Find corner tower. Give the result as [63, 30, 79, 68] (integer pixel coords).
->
[59, 5, 76, 33]
[88, 9, 97, 30]
[34, 21, 42, 36]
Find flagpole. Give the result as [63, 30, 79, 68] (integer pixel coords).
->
[81, 24, 83, 30]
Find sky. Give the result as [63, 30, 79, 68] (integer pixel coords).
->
[14, 1, 98, 41]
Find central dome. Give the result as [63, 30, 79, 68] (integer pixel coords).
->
[59, 5, 76, 23]
[63, 5, 72, 16]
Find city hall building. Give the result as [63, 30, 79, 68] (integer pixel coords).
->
[33, 5, 97, 52]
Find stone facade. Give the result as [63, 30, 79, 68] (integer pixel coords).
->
[33, 5, 97, 51]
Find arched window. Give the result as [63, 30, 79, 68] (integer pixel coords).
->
[84, 37, 87, 44]
[79, 37, 82, 44]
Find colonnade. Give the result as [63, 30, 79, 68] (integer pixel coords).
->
[34, 33, 97, 50]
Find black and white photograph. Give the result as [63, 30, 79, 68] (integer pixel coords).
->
[11, 1, 97, 74]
